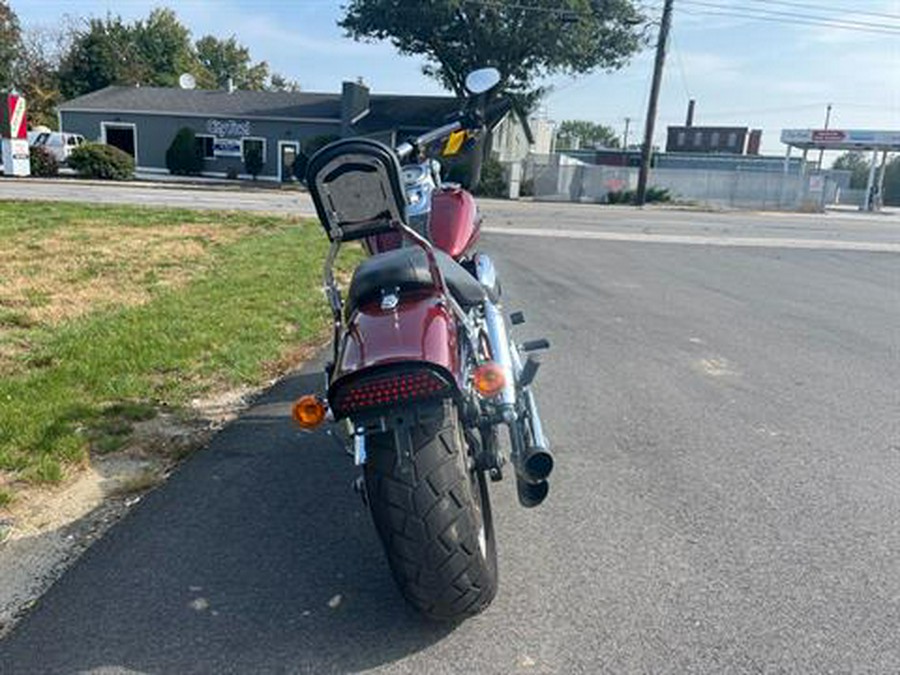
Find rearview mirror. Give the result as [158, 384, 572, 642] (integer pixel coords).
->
[465, 68, 501, 96]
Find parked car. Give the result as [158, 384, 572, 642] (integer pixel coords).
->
[30, 132, 86, 164]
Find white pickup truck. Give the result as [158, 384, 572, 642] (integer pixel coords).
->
[29, 131, 86, 164]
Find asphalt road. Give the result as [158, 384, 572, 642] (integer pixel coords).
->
[2, 194, 900, 672]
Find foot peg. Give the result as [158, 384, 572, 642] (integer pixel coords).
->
[520, 338, 550, 353]
[519, 356, 540, 389]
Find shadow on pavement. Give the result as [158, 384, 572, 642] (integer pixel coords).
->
[0, 367, 454, 674]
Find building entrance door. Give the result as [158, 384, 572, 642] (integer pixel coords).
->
[102, 123, 136, 159]
[279, 141, 299, 182]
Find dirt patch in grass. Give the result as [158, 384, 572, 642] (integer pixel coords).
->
[0, 223, 248, 364]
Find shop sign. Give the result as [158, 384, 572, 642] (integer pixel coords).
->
[206, 119, 251, 138]
[213, 137, 242, 157]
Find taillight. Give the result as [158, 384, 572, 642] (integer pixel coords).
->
[331, 368, 451, 416]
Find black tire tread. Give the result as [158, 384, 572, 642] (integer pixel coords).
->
[365, 401, 497, 620]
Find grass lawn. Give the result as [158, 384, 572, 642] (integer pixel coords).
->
[0, 200, 359, 503]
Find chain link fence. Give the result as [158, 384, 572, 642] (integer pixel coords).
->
[517, 155, 839, 211]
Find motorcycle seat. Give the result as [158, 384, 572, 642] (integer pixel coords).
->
[347, 246, 487, 315]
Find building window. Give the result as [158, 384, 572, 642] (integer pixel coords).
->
[241, 137, 266, 162]
[710, 131, 720, 147]
[693, 132, 703, 147]
[727, 132, 737, 147]
[195, 134, 215, 159]
[677, 131, 686, 147]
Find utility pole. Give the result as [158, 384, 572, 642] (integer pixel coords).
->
[623, 117, 631, 149]
[635, 0, 674, 206]
[817, 102, 832, 171]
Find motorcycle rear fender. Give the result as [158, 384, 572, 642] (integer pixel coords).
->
[331, 290, 462, 390]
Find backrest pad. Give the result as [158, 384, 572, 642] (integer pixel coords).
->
[306, 138, 408, 242]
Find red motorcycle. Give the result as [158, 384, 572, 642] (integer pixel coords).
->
[294, 68, 552, 620]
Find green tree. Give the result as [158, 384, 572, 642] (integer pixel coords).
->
[556, 120, 620, 150]
[832, 151, 871, 189]
[269, 72, 301, 92]
[132, 8, 203, 88]
[0, 0, 21, 90]
[58, 15, 148, 98]
[58, 9, 204, 98]
[195, 35, 269, 90]
[340, 0, 644, 107]
[12, 26, 68, 128]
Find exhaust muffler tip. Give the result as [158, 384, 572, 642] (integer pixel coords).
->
[522, 446, 553, 483]
[517, 477, 549, 508]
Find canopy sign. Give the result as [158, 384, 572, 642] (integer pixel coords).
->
[781, 129, 900, 151]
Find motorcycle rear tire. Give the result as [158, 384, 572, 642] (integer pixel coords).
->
[364, 400, 498, 620]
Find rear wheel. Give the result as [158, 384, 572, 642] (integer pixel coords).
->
[364, 400, 498, 620]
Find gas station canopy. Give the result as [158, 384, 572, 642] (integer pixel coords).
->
[780, 129, 899, 212]
[780, 129, 900, 152]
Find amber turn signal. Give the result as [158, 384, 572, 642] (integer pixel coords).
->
[292, 395, 328, 429]
[473, 363, 506, 398]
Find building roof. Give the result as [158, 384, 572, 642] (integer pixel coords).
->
[358, 95, 460, 133]
[59, 86, 343, 120]
[58, 85, 461, 130]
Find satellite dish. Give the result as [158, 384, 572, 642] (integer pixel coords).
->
[179, 73, 197, 90]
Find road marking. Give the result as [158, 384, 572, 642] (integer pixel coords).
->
[484, 226, 900, 253]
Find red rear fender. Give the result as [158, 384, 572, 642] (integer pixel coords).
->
[333, 291, 460, 383]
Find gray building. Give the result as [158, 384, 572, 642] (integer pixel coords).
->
[58, 83, 459, 181]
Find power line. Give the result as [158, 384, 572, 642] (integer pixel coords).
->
[669, 27, 692, 102]
[676, 6, 900, 36]
[677, 0, 900, 33]
[744, 0, 900, 22]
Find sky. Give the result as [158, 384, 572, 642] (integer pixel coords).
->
[10, 0, 900, 157]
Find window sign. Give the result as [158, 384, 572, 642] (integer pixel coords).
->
[213, 138, 242, 157]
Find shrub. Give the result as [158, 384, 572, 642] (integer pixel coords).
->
[474, 157, 508, 198]
[606, 186, 671, 204]
[606, 189, 632, 204]
[647, 186, 672, 202]
[165, 127, 203, 175]
[68, 143, 134, 180]
[243, 144, 264, 180]
[29, 145, 59, 177]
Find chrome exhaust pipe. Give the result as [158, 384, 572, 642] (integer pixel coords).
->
[509, 362, 554, 506]
[519, 388, 553, 481]
[482, 298, 516, 414]
[516, 476, 549, 508]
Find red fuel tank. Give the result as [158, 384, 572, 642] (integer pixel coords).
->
[429, 188, 480, 259]
[366, 187, 481, 261]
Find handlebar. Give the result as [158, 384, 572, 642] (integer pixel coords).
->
[395, 96, 514, 161]
[396, 119, 464, 161]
